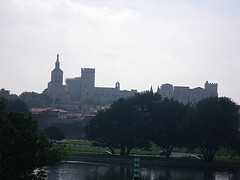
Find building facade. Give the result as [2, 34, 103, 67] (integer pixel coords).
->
[44, 55, 218, 105]
[43, 54, 69, 105]
[44, 55, 137, 105]
[157, 81, 218, 104]
[66, 67, 137, 102]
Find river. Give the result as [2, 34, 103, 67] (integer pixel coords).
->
[46, 161, 240, 180]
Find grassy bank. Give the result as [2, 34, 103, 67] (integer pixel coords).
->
[59, 140, 240, 165]
[67, 151, 240, 165]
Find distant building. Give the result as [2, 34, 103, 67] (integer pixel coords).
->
[44, 55, 217, 106]
[157, 83, 173, 99]
[31, 108, 69, 130]
[66, 67, 137, 102]
[157, 81, 218, 104]
[43, 54, 69, 105]
[44, 55, 137, 105]
[174, 86, 190, 104]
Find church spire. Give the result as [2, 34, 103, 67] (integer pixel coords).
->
[150, 86, 153, 93]
[55, 54, 60, 69]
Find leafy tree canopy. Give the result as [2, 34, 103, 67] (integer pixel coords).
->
[151, 98, 187, 157]
[185, 97, 239, 161]
[0, 88, 18, 99]
[19, 92, 52, 108]
[85, 91, 160, 156]
[0, 97, 29, 116]
[85, 93, 239, 161]
[0, 99, 67, 179]
[43, 126, 65, 141]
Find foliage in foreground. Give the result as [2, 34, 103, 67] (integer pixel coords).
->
[85, 92, 157, 156]
[43, 126, 65, 141]
[0, 99, 68, 180]
[185, 97, 239, 161]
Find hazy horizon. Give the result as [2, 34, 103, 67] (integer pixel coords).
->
[1, 0, 240, 104]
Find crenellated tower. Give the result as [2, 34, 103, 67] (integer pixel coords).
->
[80, 68, 95, 100]
[205, 81, 218, 97]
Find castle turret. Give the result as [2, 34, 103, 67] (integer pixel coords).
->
[80, 68, 95, 100]
[115, 82, 120, 90]
[205, 81, 218, 97]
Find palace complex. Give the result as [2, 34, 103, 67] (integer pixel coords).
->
[157, 81, 218, 104]
[44, 55, 218, 106]
[43, 54, 137, 105]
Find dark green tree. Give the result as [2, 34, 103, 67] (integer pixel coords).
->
[0, 88, 18, 99]
[19, 91, 51, 108]
[85, 92, 157, 156]
[85, 110, 118, 155]
[106, 98, 137, 156]
[151, 98, 187, 157]
[0, 100, 67, 179]
[43, 126, 65, 141]
[181, 104, 199, 150]
[0, 97, 29, 116]
[187, 97, 239, 161]
[130, 92, 162, 150]
[85, 98, 135, 155]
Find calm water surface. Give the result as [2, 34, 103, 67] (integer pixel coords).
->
[46, 161, 240, 180]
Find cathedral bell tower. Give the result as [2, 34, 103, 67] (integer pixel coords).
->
[51, 54, 63, 85]
[44, 54, 68, 105]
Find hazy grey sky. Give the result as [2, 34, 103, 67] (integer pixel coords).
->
[1, 0, 240, 103]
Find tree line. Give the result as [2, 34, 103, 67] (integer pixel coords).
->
[85, 91, 239, 161]
[1, 88, 112, 109]
[0, 88, 51, 108]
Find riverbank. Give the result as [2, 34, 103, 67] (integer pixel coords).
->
[68, 154, 240, 172]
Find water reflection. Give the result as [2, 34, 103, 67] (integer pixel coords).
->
[46, 161, 239, 180]
[85, 166, 132, 180]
